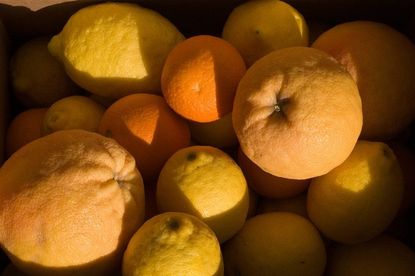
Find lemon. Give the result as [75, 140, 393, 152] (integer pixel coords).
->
[326, 235, 415, 276]
[122, 212, 224, 276]
[48, 2, 185, 99]
[10, 37, 81, 107]
[222, 0, 308, 66]
[42, 95, 105, 135]
[307, 141, 404, 244]
[223, 212, 326, 276]
[157, 145, 249, 243]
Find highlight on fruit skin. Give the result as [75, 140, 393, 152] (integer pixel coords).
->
[98, 93, 191, 182]
[232, 46, 363, 180]
[122, 212, 224, 276]
[307, 141, 404, 244]
[161, 35, 246, 123]
[48, 2, 185, 99]
[0, 129, 145, 276]
[156, 145, 250, 243]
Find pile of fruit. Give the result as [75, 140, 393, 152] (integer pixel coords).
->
[1, 0, 415, 275]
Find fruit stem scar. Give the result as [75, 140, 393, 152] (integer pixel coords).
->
[274, 97, 290, 114]
[274, 104, 281, 112]
[167, 219, 180, 230]
[187, 152, 197, 161]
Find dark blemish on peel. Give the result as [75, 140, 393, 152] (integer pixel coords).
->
[167, 219, 180, 230]
[187, 152, 197, 161]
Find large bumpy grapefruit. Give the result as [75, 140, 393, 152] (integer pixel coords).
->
[0, 130, 145, 275]
[233, 47, 362, 180]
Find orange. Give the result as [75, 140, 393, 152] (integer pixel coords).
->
[5, 108, 47, 157]
[312, 21, 415, 140]
[161, 35, 246, 123]
[0, 129, 145, 275]
[233, 47, 362, 180]
[237, 147, 309, 198]
[98, 93, 190, 182]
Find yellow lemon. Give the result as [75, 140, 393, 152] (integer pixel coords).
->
[223, 212, 326, 276]
[157, 145, 249, 243]
[122, 212, 223, 276]
[326, 235, 415, 276]
[42, 95, 105, 135]
[10, 37, 81, 107]
[48, 2, 185, 99]
[222, 0, 308, 66]
[307, 141, 404, 244]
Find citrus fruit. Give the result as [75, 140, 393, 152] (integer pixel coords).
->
[189, 113, 238, 149]
[122, 212, 223, 276]
[10, 37, 81, 107]
[312, 21, 415, 140]
[5, 108, 46, 157]
[161, 35, 246, 122]
[222, 0, 308, 66]
[48, 2, 184, 99]
[156, 145, 249, 243]
[98, 93, 191, 182]
[233, 47, 362, 180]
[223, 212, 326, 276]
[42, 95, 105, 135]
[237, 147, 309, 198]
[0, 129, 145, 275]
[307, 141, 404, 244]
[326, 235, 415, 276]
